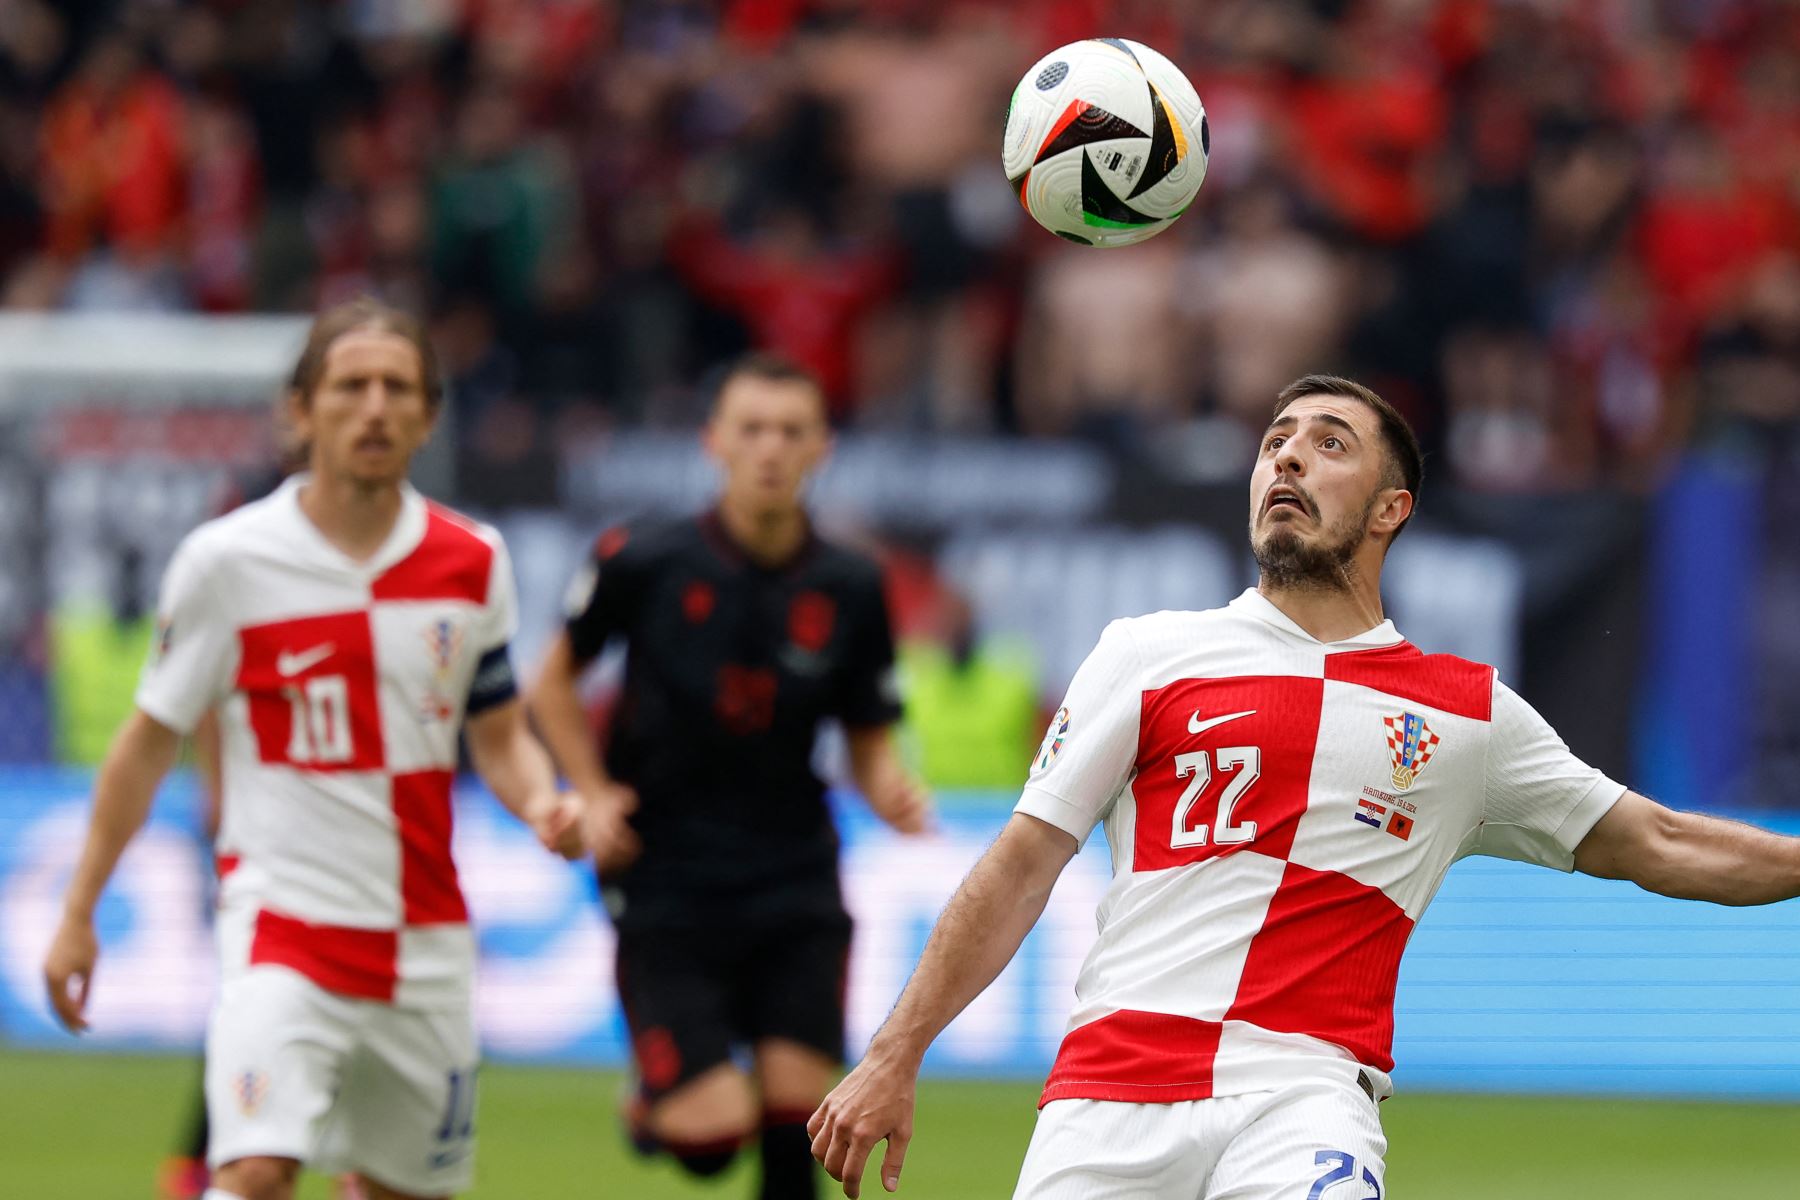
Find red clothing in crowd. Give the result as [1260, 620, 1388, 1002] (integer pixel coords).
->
[672, 216, 896, 417]
[43, 70, 186, 260]
[1289, 65, 1447, 243]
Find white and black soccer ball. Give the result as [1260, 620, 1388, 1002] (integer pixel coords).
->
[1003, 38, 1208, 248]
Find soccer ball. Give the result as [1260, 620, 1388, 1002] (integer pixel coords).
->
[1003, 38, 1208, 248]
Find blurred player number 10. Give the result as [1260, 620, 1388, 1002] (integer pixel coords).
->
[284, 675, 353, 764]
[1004, 37, 1209, 247]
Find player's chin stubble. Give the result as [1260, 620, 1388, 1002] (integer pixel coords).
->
[1250, 498, 1373, 593]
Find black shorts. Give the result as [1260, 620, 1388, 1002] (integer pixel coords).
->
[615, 915, 852, 1101]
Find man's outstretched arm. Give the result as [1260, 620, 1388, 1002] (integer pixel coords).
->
[1574, 790, 1800, 905]
[809, 812, 1078, 1198]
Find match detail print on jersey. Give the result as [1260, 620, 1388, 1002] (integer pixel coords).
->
[1015, 590, 1625, 1107]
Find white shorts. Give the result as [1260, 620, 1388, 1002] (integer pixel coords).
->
[1013, 1078, 1387, 1200]
[206, 965, 478, 1196]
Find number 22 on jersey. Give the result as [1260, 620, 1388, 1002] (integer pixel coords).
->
[1171, 747, 1261, 847]
[1132, 676, 1321, 871]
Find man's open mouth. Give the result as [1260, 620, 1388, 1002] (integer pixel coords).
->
[1263, 487, 1310, 517]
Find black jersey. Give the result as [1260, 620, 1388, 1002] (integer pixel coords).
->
[564, 510, 902, 927]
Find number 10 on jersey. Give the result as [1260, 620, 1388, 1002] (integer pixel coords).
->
[285, 675, 354, 764]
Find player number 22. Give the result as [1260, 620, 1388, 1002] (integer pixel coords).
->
[1309, 1150, 1380, 1199]
[1171, 747, 1260, 847]
[284, 675, 353, 764]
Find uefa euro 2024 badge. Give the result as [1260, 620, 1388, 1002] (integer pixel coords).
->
[1033, 707, 1070, 775]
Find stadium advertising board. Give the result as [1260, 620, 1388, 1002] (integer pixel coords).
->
[5, 768, 1800, 1097]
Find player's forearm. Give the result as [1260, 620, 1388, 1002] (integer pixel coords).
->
[866, 814, 1075, 1066]
[846, 729, 905, 815]
[533, 690, 612, 794]
[524, 640, 613, 795]
[1639, 809, 1800, 906]
[466, 702, 559, 821]
[62, 712, 182, 922]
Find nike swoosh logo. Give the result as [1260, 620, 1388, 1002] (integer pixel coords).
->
[1188, 709, 1257, 736]
[276, 643, 335, 676]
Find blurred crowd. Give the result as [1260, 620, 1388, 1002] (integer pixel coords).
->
[2, 0, 1797, 494]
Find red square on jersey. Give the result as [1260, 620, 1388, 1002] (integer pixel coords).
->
[249, 908, 398, 1002]
[1132, 676, 1322, 871]
[239, 612, 386, 772]
[394, 769, 467, 924]
[370, 506, 494, 604]
[1226, 861, 1412, 1071]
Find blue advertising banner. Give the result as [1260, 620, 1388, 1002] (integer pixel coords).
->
[5, 769, 1800, 1097]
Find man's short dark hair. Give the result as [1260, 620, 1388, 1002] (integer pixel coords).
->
[708, 352, 827, 417]
[288, 296, 442, 411]
[1272, 374, 1424, 538]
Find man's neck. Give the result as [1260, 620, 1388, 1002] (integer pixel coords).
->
[298, 474, 406, 563]
[1255, 567, 1387, 645]
[717, 496, 809, 568]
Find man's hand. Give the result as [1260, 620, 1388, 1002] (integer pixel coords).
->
[43, 710, 182, 1036]
[809, 816, 1075, 1196]
[869, 774, 933, 836]
[808, 1049, 919, 1197]
[43, 916, 99, 1033]
[845, 727, 932, 837]
[582, 782, 642, 873]
[525, 791, 586, 859]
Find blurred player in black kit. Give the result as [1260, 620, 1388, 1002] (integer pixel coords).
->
[527, 354, 931, 1199]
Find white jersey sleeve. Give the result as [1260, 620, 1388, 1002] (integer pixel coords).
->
[478, 532, 519, 652]
[1467, 679, 1626, 870]
[1014, 619, 1143, 846]
[135, 534, 238, 735]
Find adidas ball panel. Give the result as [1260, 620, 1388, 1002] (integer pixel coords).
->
[1004, 38, 1208, 248]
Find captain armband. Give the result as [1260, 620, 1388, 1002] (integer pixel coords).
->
[467, 644, 519, 715]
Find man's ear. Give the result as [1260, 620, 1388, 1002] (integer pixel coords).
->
[1374, 487, 1413, 537]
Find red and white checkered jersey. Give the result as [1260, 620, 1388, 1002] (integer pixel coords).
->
[136, 477, 517, 1009]
[1018, 589, 1624, 1105]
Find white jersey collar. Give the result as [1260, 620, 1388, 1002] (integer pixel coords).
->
[275, 473, 429, 576]
[1227, 587, 1403, 649]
